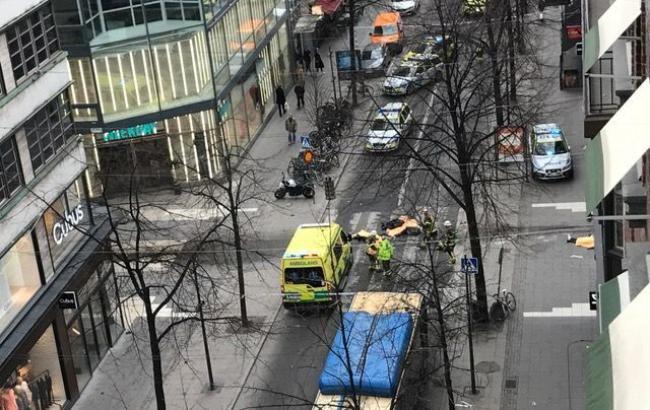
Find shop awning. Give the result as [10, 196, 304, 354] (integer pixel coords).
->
[586, 282, 650, 410]
[585, 78, 650, 213]
[583, 0, 641, 72]
[313, 0, 343, 15]
[598, 271, 630, 333]
[294, 15, 322, 34]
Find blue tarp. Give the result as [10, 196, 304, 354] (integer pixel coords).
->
[318, 311, 414, 397]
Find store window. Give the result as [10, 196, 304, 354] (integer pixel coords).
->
[227, 84, 250, 150]
[208, 20, 229, 85]
[36, 175, 94, 279]
[236, 1, 255, 59]
[6, 4, 60, 82]
[242, 68, 262, 137]
[0, 233, 41, 335]
[24, 93, 74, 174]
[69, 58, 100, 122]
[202, 0, 229, 22]
[1, 325, 67, 409]
[0, 137, 24, 205]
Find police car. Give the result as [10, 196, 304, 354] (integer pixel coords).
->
[365, 102, 414, 152]
[383, 60, 441, 95]
[529, 123, 573, 180]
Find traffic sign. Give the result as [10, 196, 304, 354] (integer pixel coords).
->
[461, 256, 478, 274]
[301, 136, 312, 149]
[589, 291, 598, 311]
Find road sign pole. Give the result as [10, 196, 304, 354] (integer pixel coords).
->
[463, 255, 478, 395]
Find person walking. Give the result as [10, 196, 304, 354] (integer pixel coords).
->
[295, 83, 305, 109]
[314, 49, 324, 72]
[303, 49, 312, 71]
[377, 236, 394, 276]
[419, 208, 437, 248]
[437, 220, 457, 264]
[275, 85, 286, 116]
[366, 231, 381, 272]
[285, 115, 297, 145]
[296, 65, 305, 87]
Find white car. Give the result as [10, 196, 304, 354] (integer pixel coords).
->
[390, 0, 420, 15]
[365, 102, 414, 152]
[529, 123, 573, 180]
[383, 60, 441, 95]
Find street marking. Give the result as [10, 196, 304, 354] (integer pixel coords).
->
[523, 303, 596, 317]
[531, 202, 586, 213]
[397, 88, 437, 209]
[570, 254, 584, 259]
[142, 206, 258, 221]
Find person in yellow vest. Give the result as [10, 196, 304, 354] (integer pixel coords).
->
[377, 236, 395, 276]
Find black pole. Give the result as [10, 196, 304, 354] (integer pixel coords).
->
[193, 265, 215, 391]
[497, 246, 504, 293]
[328, 47, 338, 105]
[464, 256, 477, 394]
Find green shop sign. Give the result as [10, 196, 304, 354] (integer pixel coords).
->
[102, 122, 158, 142]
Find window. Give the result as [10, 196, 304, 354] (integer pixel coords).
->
[0, 138, 23, 204]
[6, 5, 59, 82]
[25, 93, 74, 173]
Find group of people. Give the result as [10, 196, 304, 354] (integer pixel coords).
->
[365, 209, 459, 275]
[296, 48, 325, 72]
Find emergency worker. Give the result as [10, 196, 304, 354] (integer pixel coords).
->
[420, 208, 437, 248]
[437, 220, 457, 264]
[377, 236, 395, 276]
[366, 231, 381, 272]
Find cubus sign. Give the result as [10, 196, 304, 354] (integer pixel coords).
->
[102, 122, 158, 142]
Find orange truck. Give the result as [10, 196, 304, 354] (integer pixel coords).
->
[369, 12, 405, 53]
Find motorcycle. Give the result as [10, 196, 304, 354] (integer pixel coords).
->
[274, 173, 315, 199]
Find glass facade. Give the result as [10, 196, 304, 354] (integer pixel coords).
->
[0, 325, 67, 410]
[88, 29, 213, 122]
[66, 260, 123, 391]
[0, 137, 23, 205]
[0, 233, 41, 336]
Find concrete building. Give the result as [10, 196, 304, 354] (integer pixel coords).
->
[0, 1, 124, 408]
[582, 0, 650, 407]
[51, 0, 292, 195]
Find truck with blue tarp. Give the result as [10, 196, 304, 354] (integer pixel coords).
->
[314, 292, 424, 409]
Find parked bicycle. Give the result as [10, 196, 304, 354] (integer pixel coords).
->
[489, 288, 516, 321]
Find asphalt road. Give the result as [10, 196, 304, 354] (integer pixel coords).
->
[229, 2, 465, 408]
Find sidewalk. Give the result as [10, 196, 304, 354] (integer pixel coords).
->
[72, 32, 375, 410]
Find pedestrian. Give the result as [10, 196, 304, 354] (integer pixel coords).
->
[419, 208, 437, 248]
[377, 236, 394, 276]
[303, 49, 312, 71]
[285, 115, 297, 144]
[295, 83, 305, 109]
[437, 220, 457, 264]
[275, 85, 286, 116]
[366, 231, 381, 272]
[314, 49, 324, 72]
[296, 65, 305, 87]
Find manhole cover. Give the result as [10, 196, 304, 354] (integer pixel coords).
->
[505, 378, 518, 389]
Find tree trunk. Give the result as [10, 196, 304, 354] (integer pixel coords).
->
[486, 16, 505, 128]
[462, 186, 489, 320]
[143, 292, 166, 410]
[230, 191, 249, 327]
[348, 0, 357, 104]
[506, 0, 517, 104]
[425, 243, 455, 410]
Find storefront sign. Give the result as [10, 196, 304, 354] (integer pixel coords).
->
[102, 122, 157, 142]
[58, 291, 78, 310]
[52, 204, 84, 245]
[566, 25, 582, 41]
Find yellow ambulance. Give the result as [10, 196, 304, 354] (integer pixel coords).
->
[281, 223, 353, 308]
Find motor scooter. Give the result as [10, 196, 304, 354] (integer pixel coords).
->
[274, 173, 315, 199]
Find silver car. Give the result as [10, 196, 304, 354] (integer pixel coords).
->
[365, 102, 414, 152]
[383, 60, 441, 95]
[390, 0, 420, 15]
[361, 44, 391, 76]
[529, 124, 573, 180]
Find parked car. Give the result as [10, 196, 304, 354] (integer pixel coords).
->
[361, 43, 391, 75]
[365, 102, 414, 152]
[529, 123, 573, 180]
[383, 60, 441, 95]
[389, 0, 420, 15]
